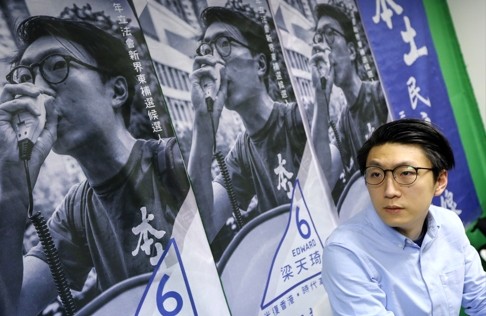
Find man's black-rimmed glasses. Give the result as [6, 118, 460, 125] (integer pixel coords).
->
[313, 27, 346, 46]
[196, 35, 250, 58]
[6, 54, 105, 85]
[364, 165, 436, 186]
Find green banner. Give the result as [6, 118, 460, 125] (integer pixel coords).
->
[424, 0, 486, 218]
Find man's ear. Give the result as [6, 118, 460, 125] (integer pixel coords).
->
[347, 42, 357, 63]
[111, 76, 129, 109]
[257, 53, 267, 76]
[434, 170, 448, 196]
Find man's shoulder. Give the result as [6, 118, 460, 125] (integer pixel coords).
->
[429, 204, 464, 230]
[273, 101, 306, 142]
[41, 180, 92, 235]
[64, 179, 91, 200]
[150, 137, 190, 205]
[429, 204, 461, 220]
[142, 137, 184, 170]
[326, 210, 370, 246]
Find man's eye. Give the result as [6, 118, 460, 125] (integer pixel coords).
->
[51, 60, 68, 71]
[218, 39, 230, 48]
[366, 169, 382, 178]
[19, 74, 32, 83]
[198, 44, 212, 56]
[400, 171, 416, 176]
[13, 68, 33, 83]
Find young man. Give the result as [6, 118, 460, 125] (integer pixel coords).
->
[188, 7, 308, 246]
[0, 15, 187, 315]
[310, 4, 389, 202]
[321, 118, 486, 315]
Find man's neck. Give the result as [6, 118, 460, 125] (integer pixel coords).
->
[238, 93, 274, 136]
[341, 75, 363, 107]
[75, 130, 137, 187]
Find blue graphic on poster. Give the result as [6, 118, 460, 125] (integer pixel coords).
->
[136, 239, 197, 315]
[260, 179, 325, 316]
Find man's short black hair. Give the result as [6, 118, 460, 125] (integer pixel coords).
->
[315, 3, 355, 44]
[12, 16, 136, 127]
[357, 118, 455, 180]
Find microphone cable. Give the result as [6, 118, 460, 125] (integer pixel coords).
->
[206, 97, 245, 230]
[19, 139, 77, 316]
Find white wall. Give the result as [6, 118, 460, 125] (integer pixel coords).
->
[447, 0, 486, 129]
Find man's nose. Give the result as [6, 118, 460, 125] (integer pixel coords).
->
[211, 46, 225, 61]
[27, 65, 42, 85]
[32, 68, 50, 88]
[383, 172, 401, 198]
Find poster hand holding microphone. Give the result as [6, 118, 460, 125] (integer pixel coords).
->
[0, 81, 56, 171]
[308, 38, 344, 194]
[192, 53, 225, 115]
[14, 93, 51, 161]
[310, 42, 332, 96]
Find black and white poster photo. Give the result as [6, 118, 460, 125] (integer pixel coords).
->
[135, 0, 310, 262]
[0, 1, 189, 315]
[269, 0, 390, 220]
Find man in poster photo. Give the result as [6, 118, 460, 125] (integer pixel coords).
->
[0, 9, 188, 315]
[310, 3, 389, 208]
[188, 5, 309, 253]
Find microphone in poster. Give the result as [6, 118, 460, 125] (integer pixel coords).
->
[315, 48, 331, 90]
[13, 93, 52, 160]
[200, 62, 224, 111]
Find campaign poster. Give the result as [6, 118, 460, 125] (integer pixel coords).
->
[131, 0, 338, 314]
[268, 0, 390, 223]
[0, 0, 227, 315]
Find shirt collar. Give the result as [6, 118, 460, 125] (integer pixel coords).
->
[365, 205, 441, 249]
[423, 205, 441, 245]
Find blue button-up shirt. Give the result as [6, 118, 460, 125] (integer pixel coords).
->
[322, 205, 486, 315]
